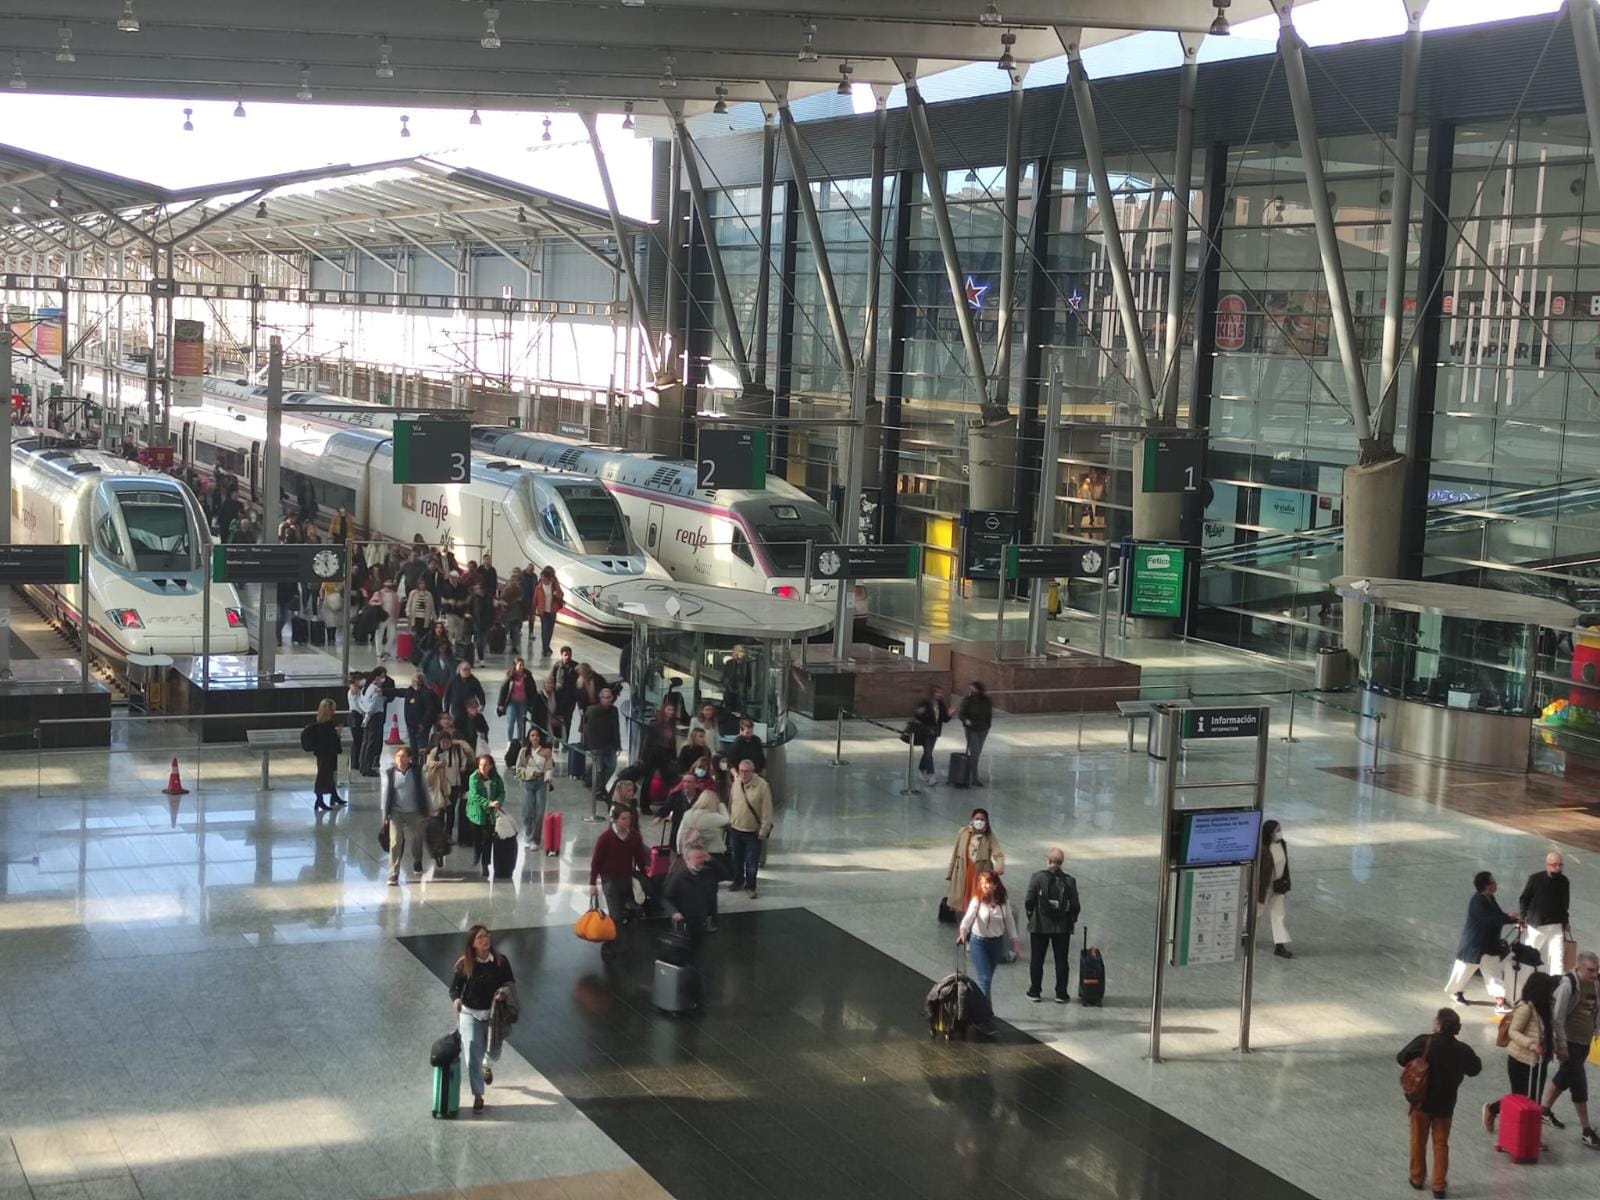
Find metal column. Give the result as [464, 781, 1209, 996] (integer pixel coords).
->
[1062, 33, 1157, 414]
[861, 94, 890, 395]
[0, 328, 10, 680]
[1161, 37, 1202, 423]
[897, 63, 987, 405]
[257, 338, 284, 682]
[662, 134, 685, 379]
[1377, 2, 1428, 445]
[833, 363, 868, 660]
[161, 246, 175, 446]
[674, 116, 753, 389]
[992, 70, 1027, 407]
[1277, 9, 1375, 447]
[581, 112, 657, 378]
[1025, 371, 1064, 656]
[775, 97, 856, 377]
[1572, 0, 1600, 196]
[753, 112, 778, 388]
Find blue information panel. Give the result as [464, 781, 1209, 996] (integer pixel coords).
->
[1174, 808, 1261, 868]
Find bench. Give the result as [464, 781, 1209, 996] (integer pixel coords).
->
[245, 726, 343, 789]
[1115, 699, 1193, 756]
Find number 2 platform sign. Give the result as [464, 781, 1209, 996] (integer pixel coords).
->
[393, 419, 472, 486]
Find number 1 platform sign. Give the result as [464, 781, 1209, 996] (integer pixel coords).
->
[393, 419, 471, 486]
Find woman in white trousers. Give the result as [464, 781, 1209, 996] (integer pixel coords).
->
[1256, 819, 1293, 959]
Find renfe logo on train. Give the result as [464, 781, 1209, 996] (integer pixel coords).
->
[676, 527, 708, 552]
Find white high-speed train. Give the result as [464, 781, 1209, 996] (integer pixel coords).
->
[9, 435, 252, 661]
[173, 402, 666, 632]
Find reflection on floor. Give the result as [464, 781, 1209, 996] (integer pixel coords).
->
[386, 1166, 671, 1200]
[403, 911, 1312, 1200]
[1325, 760, 1600, 853]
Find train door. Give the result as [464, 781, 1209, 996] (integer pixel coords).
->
[645, 503, 664, 554]
[248, 442, 260, 502]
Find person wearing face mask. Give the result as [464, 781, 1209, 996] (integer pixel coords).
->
[727, 759, 774, 899]
[660, 753, 712, 847]
[678, 783, 730, 861]
[944, 808, 1005, 923]
[1254, 819, 1294, 960]
[588, 806, 648, 959]
[677, 728, 710, 774]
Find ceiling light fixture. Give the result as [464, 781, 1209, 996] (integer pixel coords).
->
[233, 98, 246, 118]
[556, 79, 570, 108]
[713, 85, 729, 114]
[979, 3, 1003, 28]
[400, 114, 410, 138]
[798, 21, 818, 64]
[620, 0, 646, 6]
[182, 107, 194, 132]
[55, 25, 75, 64]
[296, 64, 313, 101]
[117, 0, 140, 34]
[469, 107, 482, 126]
[368, 220, 377, 234]
[659, 56, 677, 89]
[481, 7, 502, 50]
[997, 32, 1016, 71]
[965, 167, 979, 183]
[517, 205, 529, 223]
[376, 38, 394, 79]
[49, 189, 61, 209]
[256, 201, 268, 219]
[622, 101, 635, 130]
[1209, 1, 1231, 36]
[540, 118, 551, 142]
[8, 56, 25, 91]
[836, 63, 852, 96]
[9, 201, 19, 216]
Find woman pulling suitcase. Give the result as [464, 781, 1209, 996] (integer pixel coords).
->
[447, 925, 515, 1114]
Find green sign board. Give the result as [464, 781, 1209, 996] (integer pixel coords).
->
[1128, 543, 1187, 619]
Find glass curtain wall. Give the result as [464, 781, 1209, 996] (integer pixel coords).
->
[789, 176, 896, 496]
[896, 166, 1033, 577]
[1198, 133, 1421, 657]
[697, 184, 785, 403]
[1040, 151, 1202, 569]
[1424, 114, 1600, 607]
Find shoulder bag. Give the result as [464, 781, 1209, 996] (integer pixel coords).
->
[1400, 1036, 1432, 1108]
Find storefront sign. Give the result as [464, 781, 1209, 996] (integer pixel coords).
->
[171, 319, 205, 407]
[1215, 294, 1247, 351]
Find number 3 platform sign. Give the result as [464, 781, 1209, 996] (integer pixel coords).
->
[393, 419, 472, 486]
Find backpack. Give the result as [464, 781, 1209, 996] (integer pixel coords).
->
[300, 723, 316, 752]
[1401, 1036, 1432, 1107]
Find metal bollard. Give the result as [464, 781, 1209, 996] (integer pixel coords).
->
[1282, 690, 1299, 744]
[1367, 710, 1386, 777]
[830, 708, 849, 767]
[901, 735, 921, 796]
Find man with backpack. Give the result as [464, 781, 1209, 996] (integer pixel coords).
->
[1540, 951, 1600, 1149]
[1398, 1008, 1483, 1198]
[1023, 847, 1080, 1003]
[381, 746, 430, 886]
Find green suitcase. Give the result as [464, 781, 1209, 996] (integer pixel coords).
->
[432, 1057, 460, 1118]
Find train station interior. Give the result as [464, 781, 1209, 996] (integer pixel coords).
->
[4, 2, 1600, 1199]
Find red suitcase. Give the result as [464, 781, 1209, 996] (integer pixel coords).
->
[1496, 1093, 1543, 1164]
[541, 811, 562, 858]
[649, 844, 672, 881]
[396, 628, 415, 662]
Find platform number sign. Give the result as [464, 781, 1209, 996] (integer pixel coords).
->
[696, 428, 767, 490]
[393, 419, 471, 486]
[1140, 436, 1205, 495]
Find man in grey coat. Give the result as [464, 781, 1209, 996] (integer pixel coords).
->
[1024, 847, 1081, 1003]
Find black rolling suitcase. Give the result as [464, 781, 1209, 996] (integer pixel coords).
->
[947, 752, 972, 789]
[290, 615, 311, 645]
[490, 832, 519, 879]
[487, 623, 508, 655]
[1078, 926, 1105, 1006]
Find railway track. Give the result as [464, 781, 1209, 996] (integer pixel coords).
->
[9, 586, 130, 699]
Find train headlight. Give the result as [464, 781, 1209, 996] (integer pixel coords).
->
[105, 608, 145, 629]
[224, 607, 245, 628]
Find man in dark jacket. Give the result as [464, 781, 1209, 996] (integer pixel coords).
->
[1519, 851, 1572, 975]
[639, 702, 679, 773]
[1444, 871, 1519, 1016]
[401, 672, 441, 757]
[584, 687, 622, 801]
[550, 646, 580, 728]
[443, 661, 486, 732]
[1398, 1008, 1482, 1198]
[958, 681, 994, 787]
[664, 847, 731, 942]
[730, 717, 766, 775]
[1024, 847, 1081, 1003]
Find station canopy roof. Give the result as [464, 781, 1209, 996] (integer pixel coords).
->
[0, 141, 641, 256]
[0, 1, 1276, 119]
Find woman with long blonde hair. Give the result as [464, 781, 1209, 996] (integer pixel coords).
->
[304, 697, 345, 813]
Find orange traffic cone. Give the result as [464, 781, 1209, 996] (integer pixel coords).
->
[386, 714, 402, 745]
[163, 755, 189, 795]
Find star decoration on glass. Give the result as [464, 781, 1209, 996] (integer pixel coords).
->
[1067, 289, 1084, 311]
[963, 275, 990, 310]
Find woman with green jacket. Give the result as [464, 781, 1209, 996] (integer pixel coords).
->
[465, 755, 506, 879]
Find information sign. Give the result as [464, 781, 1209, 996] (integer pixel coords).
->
[1173, 808, 1262, 868]
[1183, 706, 1264, 739]
[1004, 543, 1117, 580]
[1141, 436, 1205, 494]
[696, 428, 768, 490]
[960, 509, 1017, 581]
[393, 419, 471, 485]
[0, 544, 80, 584]
[171, 319, 205, 408]
[212, 544, 347, 586]
[809, 543, 919, 581]
[1175, 865, 1244, 965]
[1127, 543, 1188, 618]
[557, 421, 588, 438]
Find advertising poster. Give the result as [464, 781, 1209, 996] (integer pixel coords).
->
[1128, 544, 1187, 619]
[171, 318, 205, 407]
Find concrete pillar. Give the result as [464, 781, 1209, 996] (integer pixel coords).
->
[1131, 437, 1185, 638]
[1341, 455, 1406, 656]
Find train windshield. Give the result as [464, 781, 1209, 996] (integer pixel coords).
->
[752, 503, 836, 573]
[117, 491, 199, 570]
[529, 478, 637, 556]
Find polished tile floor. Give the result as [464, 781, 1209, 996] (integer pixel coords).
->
[0, 638, 1595, 1199]
[405, 910, 1312, 1200]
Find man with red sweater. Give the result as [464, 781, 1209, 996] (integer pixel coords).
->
[589, 806, 647, 959]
